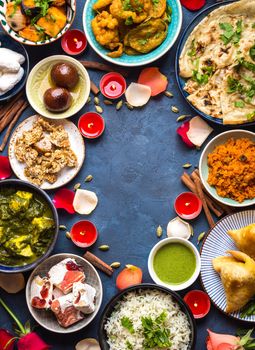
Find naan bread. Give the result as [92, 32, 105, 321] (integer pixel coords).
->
[228, 224, 255, 260]
[213, 250, 255, 313]
[179, 0, 255, 124]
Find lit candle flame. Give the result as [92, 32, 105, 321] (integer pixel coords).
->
[111, 84, 116, 91]
[194, 303, 198, 308]
[74, 38, 78, 43]
[80, 231, 86, 236]
[185, 202, 191, 207]
[88, 123, 94, 128]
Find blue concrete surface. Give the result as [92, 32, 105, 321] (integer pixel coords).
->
[0, 0, 254, 348]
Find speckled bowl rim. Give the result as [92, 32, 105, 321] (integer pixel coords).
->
[25, 253, 103, 333]
[25, 55, 91, 119]
[0, 0, 76, 46]
[199, 129, 255, 208]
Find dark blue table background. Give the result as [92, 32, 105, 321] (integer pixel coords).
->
[1, 0, 254, 348]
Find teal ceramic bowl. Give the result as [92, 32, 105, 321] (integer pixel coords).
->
[199, 130, 255, 208]
[0, 0, 76, 46]
[83, 0, 182, 67]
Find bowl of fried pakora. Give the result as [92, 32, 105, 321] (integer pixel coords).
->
[0, 0, 76, 46]
[83, 0, 182, 66]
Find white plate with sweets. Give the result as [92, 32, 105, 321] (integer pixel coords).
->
[8, 115, 85, 190]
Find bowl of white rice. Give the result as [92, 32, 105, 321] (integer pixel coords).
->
[99, 283, 196, 350]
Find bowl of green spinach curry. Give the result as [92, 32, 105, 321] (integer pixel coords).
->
[0, 179, 59, 273]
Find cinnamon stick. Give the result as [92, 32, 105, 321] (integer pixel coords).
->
[181, 173, 223, 217]
[0, 91, 24, 120]
[194, 178, 215, 228]
[0, 101, 28, 152]
[192, 169, 233, 215]
[80, 60, 128, 77]
[0, 98, 26, 133]
[90, 80, 100, 95]
[83, 251, 113, 276]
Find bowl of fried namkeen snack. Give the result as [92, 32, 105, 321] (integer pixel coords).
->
[83, 0, 182, 66]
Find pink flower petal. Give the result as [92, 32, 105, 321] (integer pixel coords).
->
[0, 156, 12, 180]
[53, 188, 75, 214]
[0, 329, 15, 350]
[177, 121, 194, 148]
[17, 332, 50, 350]
[138, 67, 168, 96]
[207, 330, 240, 350]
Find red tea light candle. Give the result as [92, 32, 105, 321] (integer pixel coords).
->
[61, 29, 87, 56]
[70, 220, 98, 248]
[174, 192, 202, 220]
[78, 112, 105, 139]
[184, 290, 211, 319]
[100, 72, 126, 99]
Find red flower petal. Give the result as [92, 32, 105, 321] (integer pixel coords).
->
[207, 330, 240, 350]
[0, 329, 15, 350]
[177, 121, 194, 148]
[137, 67, 168, 96]
[181, 0, 206, 11]
[53, 188, 75, 214]
[17, 333, 50, 350]
[0, 156, 12, 180]
[217, 344, 237, 350]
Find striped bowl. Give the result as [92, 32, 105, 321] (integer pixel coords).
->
[201, 210, 255, 322]
[0, 0, 76, 46]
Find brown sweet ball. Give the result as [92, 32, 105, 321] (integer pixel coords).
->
[51, 62, 79, 89]
[43, 87, 72, 112]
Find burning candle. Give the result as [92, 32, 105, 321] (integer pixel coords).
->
[100, 72, 126, 99]
[174, 192, 202, 220]
[78, 112, 105, 139]
[70, 220, 98, 248]
[61, 29, 87, 56]
[184, 290, 211, 319]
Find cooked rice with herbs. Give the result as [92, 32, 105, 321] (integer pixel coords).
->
[104, 289, 191, 350]
[207, 138, 255, 203]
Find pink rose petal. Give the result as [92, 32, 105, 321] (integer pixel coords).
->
[177, 121, 194, 148]
[53, 188, 75, 214]
[0, 156, 12, 180]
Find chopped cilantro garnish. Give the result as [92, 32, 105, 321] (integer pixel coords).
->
[138, 38, 148, 45]
[239, 58, 255, 72]
[141, 311, 171, 349]
[121, 317, 135, 334]
[125, 16, 133, 25]
[165, 5, 172, 23]
[152, 0, 159, 5]
[234, 100, 245, 108]
[123, 0, 133, 11]
[246, 111, 255, 122]
[192, 70, 209, 85]
[250, 45, 255, 62]
[227, 76, 245, 94]
[252, 23, 255, 29]
[126, 340, 133, 350]
[34, 24, 45, 32]
[50, 14, 56, 22]
[219, 20, 242, 45]
[188, 39, 196, 57]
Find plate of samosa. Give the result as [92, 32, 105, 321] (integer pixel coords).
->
[201, 210, 255, 322]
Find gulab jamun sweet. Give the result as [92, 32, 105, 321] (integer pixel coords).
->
[43, 87, 72, 112]
[51, 62, 79, 89]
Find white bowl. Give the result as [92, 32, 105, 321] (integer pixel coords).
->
[26, 55, 90, 119]
[26, 253, 103, 333]
[199, 129, 255, 208]
[148, 237, 201, 291]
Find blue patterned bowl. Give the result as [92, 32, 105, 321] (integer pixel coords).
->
[199, 130, 255, 208]
[0, 32, 29, 102]
[0, 0, 76, 46]
[83, 0, 182, 67]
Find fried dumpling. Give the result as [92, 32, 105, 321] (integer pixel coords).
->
[228, 224, 255, 260]
[212, 250, 255, 313]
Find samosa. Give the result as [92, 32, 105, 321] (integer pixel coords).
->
[212, 250, 255, 313]
[228, 224, 255, 260]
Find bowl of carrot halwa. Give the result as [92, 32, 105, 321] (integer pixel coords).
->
[199, 130, 255, 208]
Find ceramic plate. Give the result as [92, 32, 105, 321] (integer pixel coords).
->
[83, 0, 182, 67]
[26, 253, 103, 333]
[175, 1, 255, 126]
[26, 55, 90, 119]
[201, 210, 255, 322]
[199, 129, 255, 208]
[0, 0, 76, 46]
[0, 32, 29, 102]
[8, 115, 85, 190]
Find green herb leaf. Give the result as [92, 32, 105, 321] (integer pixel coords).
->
[121, 317, 135, 334]
[192, 70, 209, 85]
[235, 100, 245, 108]
[219, 20, 242, 45]
[249, 44, 255, 61]
[246, 111, 255, 122]
[123, 0, 133, 10]
[138, 39, 148, 45]
[188, 39, 196, 57]
[125, 16, 133, 25]
[239, 58, 255, 72]
[126, 340, 133, 350]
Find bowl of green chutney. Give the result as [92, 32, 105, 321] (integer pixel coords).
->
[148, 237, 201, 291]
[0, 179, 59, 273]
